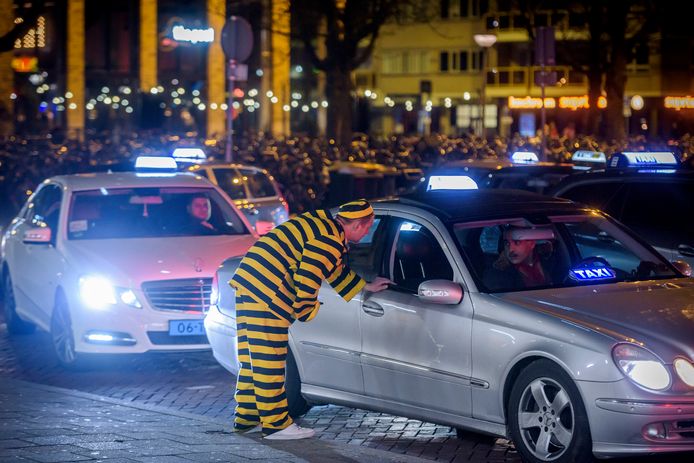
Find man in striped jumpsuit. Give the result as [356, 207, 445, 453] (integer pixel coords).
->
[229, 199, 391, 440]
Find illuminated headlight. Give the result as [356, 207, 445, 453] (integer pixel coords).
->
[612, 343, 671, 391]
[674, 358, 694, 387]
[119, 289, 142, 308]
[79, 276, 141, 309]
[79, 276, 116, 309]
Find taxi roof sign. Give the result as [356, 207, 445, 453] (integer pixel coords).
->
[511, 151, 539, 164]
[572, 150, 606, 163]
[172, 148, 207, 163]
[135, 156, 178, 171]
[609, 151, 679, 169]
[426, 175, 479, 191]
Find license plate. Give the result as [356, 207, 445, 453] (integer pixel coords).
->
[169, 320, 205, 336]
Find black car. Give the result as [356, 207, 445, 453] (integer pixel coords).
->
[550, 152, 694, 267]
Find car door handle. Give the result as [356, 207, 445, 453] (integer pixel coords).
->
[678, 244, 694, 257]
[362, 301, 384, 317]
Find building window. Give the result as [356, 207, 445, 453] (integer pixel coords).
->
[460, 0, 469, 18]
[440, 51, 449, 72]
[634, 43, 649, 65]
[440, 0, 449, 19]
[459, 51, 468, 71]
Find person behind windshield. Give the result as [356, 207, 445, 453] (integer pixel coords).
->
[183, 194, 217, 234]
[487, 226, 553, 289]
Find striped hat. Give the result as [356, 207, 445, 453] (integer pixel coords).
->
[337, 199, 374, 220]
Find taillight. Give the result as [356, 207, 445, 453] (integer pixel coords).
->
[210, 273, 219, 307]
[279, 197, 289, 216]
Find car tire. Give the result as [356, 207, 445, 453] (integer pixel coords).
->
[50, 294, 86, 369]
[286, 349, 311, 418]
[3, 272, 36, 335]
[508, 359, 593, 463]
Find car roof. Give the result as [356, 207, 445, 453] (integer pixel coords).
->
[435, 160, 574, 174]
[375, 189, 582, 222]
[551, 168, 694, 193]
[189, 163, 267, 173]
[48, 172, 214, 191]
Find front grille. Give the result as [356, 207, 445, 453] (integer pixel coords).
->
[142, 278, 212, 313]
[147, 332, 209, 345]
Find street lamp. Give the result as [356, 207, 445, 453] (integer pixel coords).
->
[474, 34, 497, 140]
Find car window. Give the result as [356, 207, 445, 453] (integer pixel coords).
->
[67, 187, 248, 240]
[620, 182, 694, 242]
[559, 181, 623, 211]
[28, 184, 62, 234]
[212, 168, 247, 200]
[346, 216, 387, 280]
[238, 168, 277, 199]
[388, 219, 454, 294]
[452, 214, 677, 293]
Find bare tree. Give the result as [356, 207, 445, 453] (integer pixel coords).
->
[290, 0, 417, 145]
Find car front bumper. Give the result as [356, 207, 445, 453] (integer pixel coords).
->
[71, 297, 210, 354]
[203, 303, 239, 375]
[578, 379, 694, 457]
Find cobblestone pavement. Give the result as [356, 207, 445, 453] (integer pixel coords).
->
[2, 312, 692, 462]
[0, 378, 428, 462]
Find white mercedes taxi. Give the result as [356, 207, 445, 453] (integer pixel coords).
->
[1, 157, 258, 367]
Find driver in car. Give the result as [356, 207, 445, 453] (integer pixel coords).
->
[487, 226, 554, 289]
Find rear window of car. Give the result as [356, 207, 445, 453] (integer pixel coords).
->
[212, 168, 247, 200]
[238, 168, 277, 199]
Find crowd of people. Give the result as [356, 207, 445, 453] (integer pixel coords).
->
[2, 130, 693, 226]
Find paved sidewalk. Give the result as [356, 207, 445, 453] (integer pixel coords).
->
[0, 378, 428, 463]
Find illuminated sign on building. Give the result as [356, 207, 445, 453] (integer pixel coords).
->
[11, 57, 38, 73]
[559, 96, 589, 110]
[172, 25, 214, 44]
[509, 95, 608, 110]
[508, 96, 556, 109]
[664, 96, 694, 110]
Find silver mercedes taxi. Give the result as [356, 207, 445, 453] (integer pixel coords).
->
[206, 180, 694, 462]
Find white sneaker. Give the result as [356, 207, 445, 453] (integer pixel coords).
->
[244, 424, 262, 434]
[263, 423, 315, 440]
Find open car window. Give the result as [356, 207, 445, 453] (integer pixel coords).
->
[452, 214, 678, 293]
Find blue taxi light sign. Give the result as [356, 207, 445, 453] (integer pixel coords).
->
[569, 267, 616, 282]
[135, 156, 178, 171]
[609, 151, 679, 169]
[426, 175, 478, 191]
[511, 151, 539, 164]
[172, 148, 207, 163]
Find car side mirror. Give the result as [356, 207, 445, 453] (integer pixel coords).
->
[671, 260, 692, 277]
[417, 280, 463, 305]
[23, 227, 52, 244]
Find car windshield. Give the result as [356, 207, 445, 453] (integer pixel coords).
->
[68, 187, 248, 240]
[451, 213, 678, 293]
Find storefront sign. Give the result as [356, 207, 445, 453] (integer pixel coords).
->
[508, 96, 555, 109]
[559, 96, 589, 110]
[172, 25, 214, 44]
[509, 95, 607, 110]
[664, 96, 694, 110]
[11, 56, 38, 73]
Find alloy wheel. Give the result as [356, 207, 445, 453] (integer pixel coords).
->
[517, 377, 574, 461]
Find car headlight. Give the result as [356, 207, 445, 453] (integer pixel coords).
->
[119, 289, 142, 308]
[79, 276, 142, 309]
[674, 358, 694, 387]
[79, 275, 117, 309]
[612, 343, 671, 391]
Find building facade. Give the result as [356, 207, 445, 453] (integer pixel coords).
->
[354, 0, 694, 138]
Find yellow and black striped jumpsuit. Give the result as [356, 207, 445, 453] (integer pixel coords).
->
[229, 209, 365, 435]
